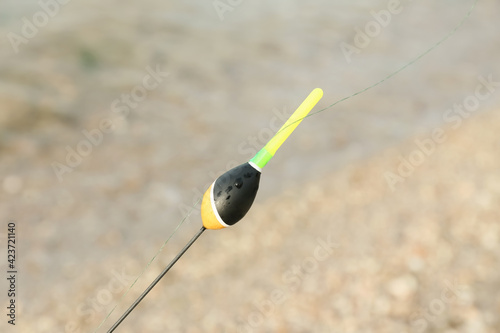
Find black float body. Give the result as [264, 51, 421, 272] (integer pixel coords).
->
[213, 162, 261, 225]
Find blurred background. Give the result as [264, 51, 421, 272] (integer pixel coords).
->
[1, 0, 499, 332]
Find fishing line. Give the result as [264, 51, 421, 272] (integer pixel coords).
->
[94, 1, 478, 331]
[107, 226, 206, 332]
[92, 196, 202, 333]
[273, 0, 479, 136]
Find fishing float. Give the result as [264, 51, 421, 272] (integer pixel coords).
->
[107, 88, 323, 332]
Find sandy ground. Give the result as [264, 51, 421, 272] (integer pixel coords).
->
[0, 0, 499, 332]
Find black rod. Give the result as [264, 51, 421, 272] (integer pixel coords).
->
[107, 226, 206, 332]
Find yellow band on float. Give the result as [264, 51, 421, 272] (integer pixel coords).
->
[250, 88, 323, 169]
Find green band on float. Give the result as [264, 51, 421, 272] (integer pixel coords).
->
[250, 148, 273, 169]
